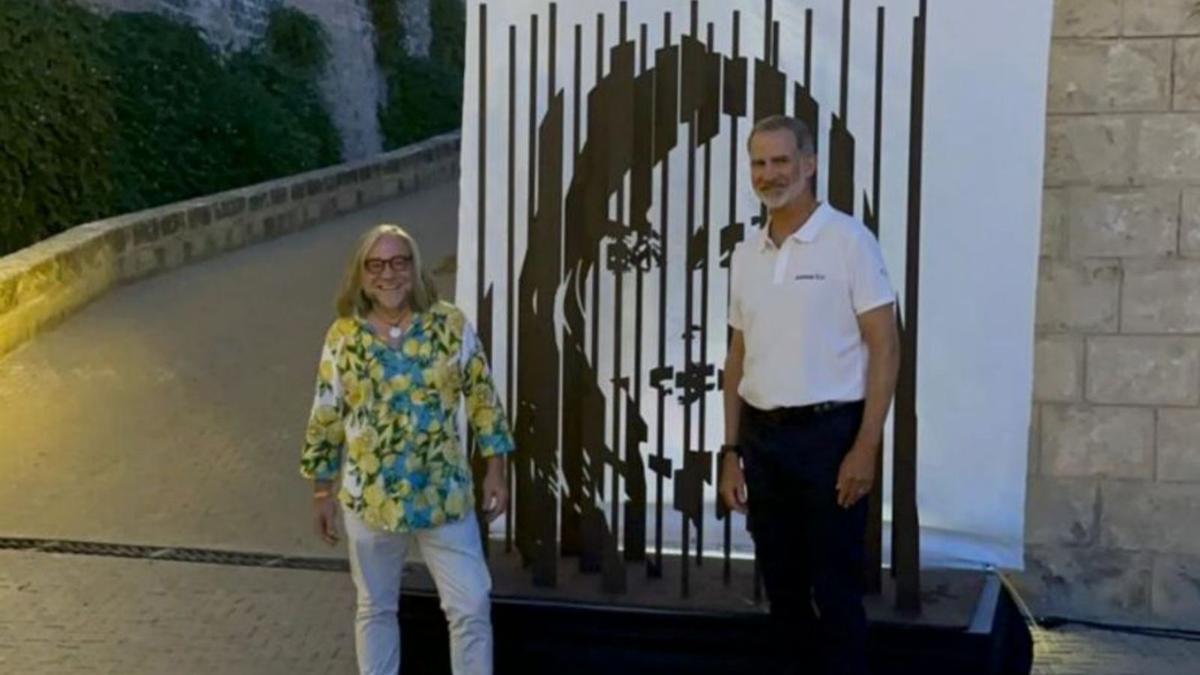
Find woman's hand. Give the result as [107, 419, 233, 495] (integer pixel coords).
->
[481, 457, 509, 523]
[312, 483, 340, 545]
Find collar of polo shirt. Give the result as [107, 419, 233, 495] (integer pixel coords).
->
[758, 202, 832, 251]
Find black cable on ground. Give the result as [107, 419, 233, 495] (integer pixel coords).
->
[1036, 616, 1200, 642]
[0, 536, 349, 572]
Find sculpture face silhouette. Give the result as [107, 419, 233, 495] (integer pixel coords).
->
[460, 0, 928, 609]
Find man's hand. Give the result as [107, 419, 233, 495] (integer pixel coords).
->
[718, 451, 749, 515]
[481, 457, 509, 523]
[836, 443, 877, 509]
[313, 493, 340, 546]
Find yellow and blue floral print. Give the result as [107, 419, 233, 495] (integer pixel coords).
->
[300, 301, 513, 531]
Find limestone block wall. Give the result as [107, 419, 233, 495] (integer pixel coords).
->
[0, 134, 459, 361]
[1020, 0, 1200, 627]
[402, 0, 432, 57]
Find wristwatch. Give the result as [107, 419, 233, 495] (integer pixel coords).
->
[720, 443, 742, 458]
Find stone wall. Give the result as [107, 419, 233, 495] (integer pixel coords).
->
[1020, 0, 1200, 627]
[402, 0, 432, 57]
[80, 0, 436, 160]
[0, 134, 460, 361]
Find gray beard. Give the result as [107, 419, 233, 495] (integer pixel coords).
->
[755, 183, 800, 210]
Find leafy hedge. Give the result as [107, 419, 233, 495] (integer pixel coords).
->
[374, 0, 465, 151]
[0, 2, 341, 256]
[0, 1, 116, 254]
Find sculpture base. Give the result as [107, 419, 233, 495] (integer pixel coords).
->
[398, 548, 1032, 674]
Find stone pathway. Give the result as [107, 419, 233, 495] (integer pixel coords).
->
[0, 550, 355, 675]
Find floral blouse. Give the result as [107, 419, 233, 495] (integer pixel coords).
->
[299, 301, 514, 532]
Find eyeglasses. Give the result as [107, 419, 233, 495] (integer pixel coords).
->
[363, 255, 413, 274]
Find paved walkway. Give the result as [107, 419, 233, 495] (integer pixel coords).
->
[0, 550, 355, 674]
[1, 177, 1198, 673]
[0, 180, 459, 559]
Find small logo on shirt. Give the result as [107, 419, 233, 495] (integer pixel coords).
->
[794, 273, 827, 281]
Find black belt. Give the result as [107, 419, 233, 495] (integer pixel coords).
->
[743, 400, 861, 425]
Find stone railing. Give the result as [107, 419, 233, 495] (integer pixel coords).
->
[0, 132, 460, 359]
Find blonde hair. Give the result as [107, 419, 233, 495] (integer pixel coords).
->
[336, 224, 439, 318]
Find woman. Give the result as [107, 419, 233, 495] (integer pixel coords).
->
[300, 223, 513, 675]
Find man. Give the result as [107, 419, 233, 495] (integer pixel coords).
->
[719, 115, 900, 675]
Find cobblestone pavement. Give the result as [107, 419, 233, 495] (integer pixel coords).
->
[0, 550, 356, 675]
[2, 177, 1198, 674]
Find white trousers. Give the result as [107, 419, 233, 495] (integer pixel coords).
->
[343, 510, 494, 675]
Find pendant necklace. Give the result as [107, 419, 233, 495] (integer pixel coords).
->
[376, 309, 410, 341]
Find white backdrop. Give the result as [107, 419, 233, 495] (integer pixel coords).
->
[455, 0, 1052, 570]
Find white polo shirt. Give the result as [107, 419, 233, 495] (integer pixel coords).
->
[728, 203, 895, 410]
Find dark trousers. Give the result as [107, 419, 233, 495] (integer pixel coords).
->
[740, 399, 870, 675]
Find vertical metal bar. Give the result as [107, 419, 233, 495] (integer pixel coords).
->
[772, 21, 780, 69]
[722, 9, 741, 587]
[547, 2, 560, 565]
[652, 11, 674, 578]
[549, 3, 557, 96]
[697, 20, 717, 569]
[840, 0, 850, 122]
[828, 0, 855, 215]
[862, 6, 886, 595]
[609, 0, 628, 571]
[763, 0, 773, 63]
[474, 1, 490, 558]
[477, 4, 488, 336]
[624, 20, 651, 564]
[591, 14, 604, 371]
[804, 9, 813, 90]
[894, 0, 927, 613]
[872, 7, 884, 229]
[529, 15, 539, 262]
[804, 8, 817, 195]
[505, 23, 517, 554]
[560, 20, 581, 556]
[679, 1, 700, 598]
[574, 24, 582, 160]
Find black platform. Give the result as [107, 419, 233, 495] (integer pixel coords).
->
[396, 548, 1032, 674]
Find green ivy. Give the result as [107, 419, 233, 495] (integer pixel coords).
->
[0, 4, 341, 256]
[0, 0, 116, 254]
[379, 56, 463, 149]
[367, 0, 406, 69]
[374, 0, 465, 151]
[103, 11, 341, 213]
[262, 7, 331, 75]
[429, 0, 466, 73]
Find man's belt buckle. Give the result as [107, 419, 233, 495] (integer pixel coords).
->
[810, 401, 838, 414]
